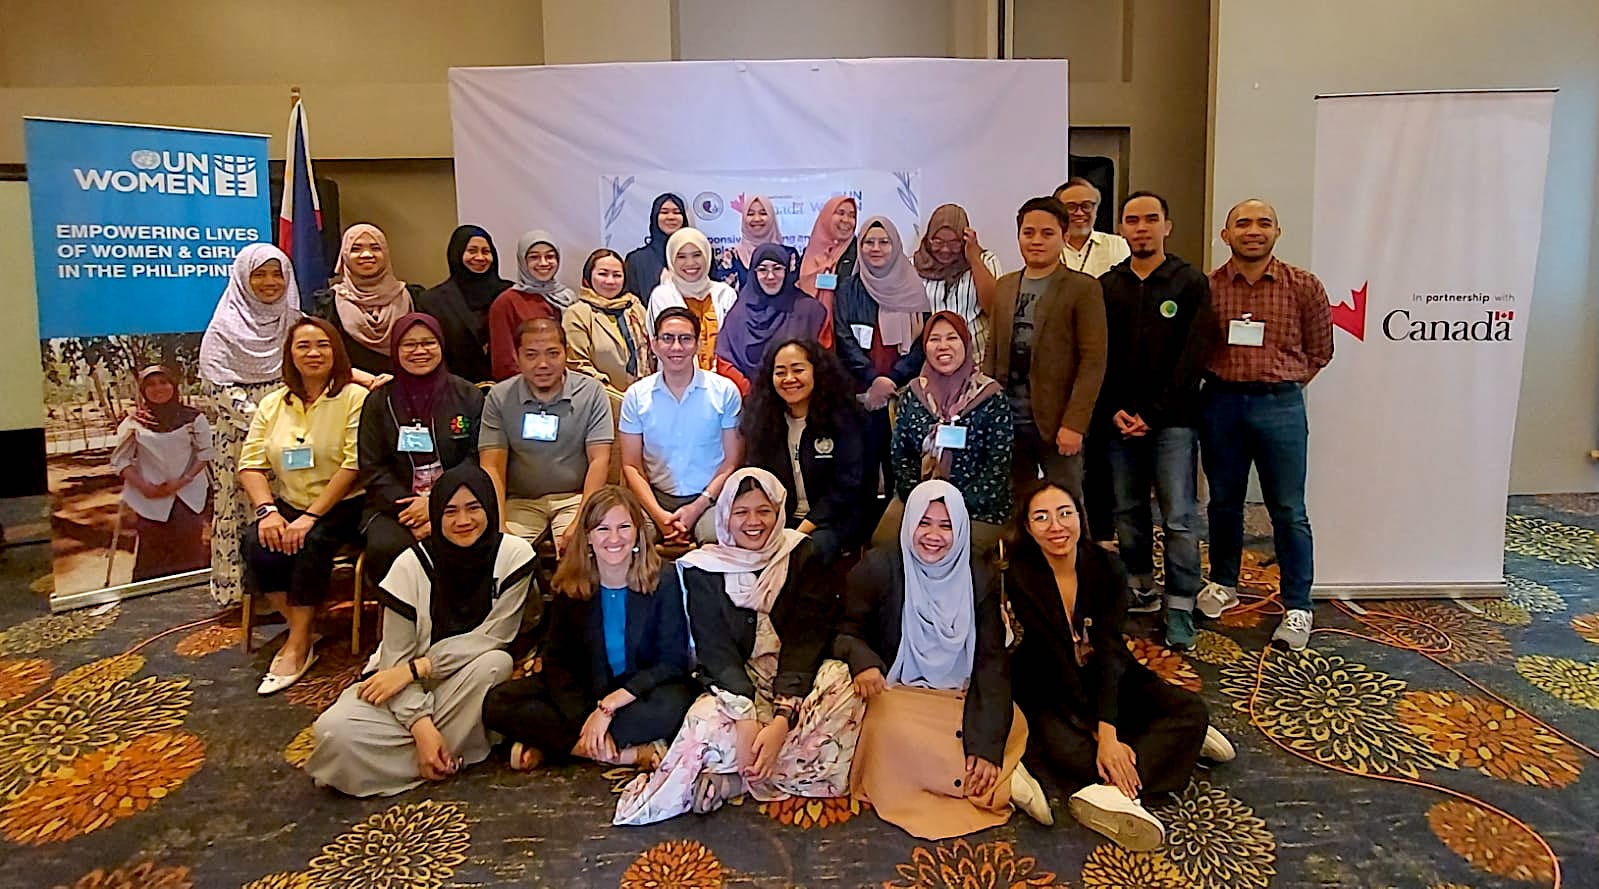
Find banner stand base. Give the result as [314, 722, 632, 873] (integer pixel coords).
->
[1313, 581, 1505, 601]
[49, 568, 211, 614]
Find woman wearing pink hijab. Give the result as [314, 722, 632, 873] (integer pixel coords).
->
[797, 195, 859, 343]
[717, 195, 799, 293]
[314, 223, 423, 374]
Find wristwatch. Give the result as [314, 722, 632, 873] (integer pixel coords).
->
[255, 503, 278, 519]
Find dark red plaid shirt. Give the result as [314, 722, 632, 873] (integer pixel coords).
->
[1206, 257, 1334, 383]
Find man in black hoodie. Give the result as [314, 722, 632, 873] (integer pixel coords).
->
[1096, 191, 1215, 650]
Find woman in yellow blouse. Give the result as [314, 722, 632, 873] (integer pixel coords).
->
[240, 316, 368, 695]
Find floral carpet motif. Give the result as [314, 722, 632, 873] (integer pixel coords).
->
[0, 496, 1596, 887]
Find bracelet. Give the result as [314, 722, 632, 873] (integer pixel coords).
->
[302, 509, 323, 520]
[255, 503, 278, 519]
[698, 490, 713, 503]
[596, 700, 616, 717]
[772, 704, 798, 726]
[407, 657, 421, 681]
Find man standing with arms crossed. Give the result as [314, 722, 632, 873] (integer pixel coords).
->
[1197, 199, 1333, 651]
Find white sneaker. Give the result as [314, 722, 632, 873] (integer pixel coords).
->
[1196, 581, 1240, 619]
[257, 645, 318, 696]
[1271, 609, 1314, 651]
[1200, 726, 1236, 763]
[1009, 762, 1054, 825]
[1067, 784, 1164, 851]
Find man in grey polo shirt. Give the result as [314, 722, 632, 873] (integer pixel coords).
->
[480, 318, 614, 555]
[619, 306, 743, 544]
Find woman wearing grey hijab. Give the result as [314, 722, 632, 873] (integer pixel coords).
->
[834, 479, 1049, 838]
[487, 230, 573, 379]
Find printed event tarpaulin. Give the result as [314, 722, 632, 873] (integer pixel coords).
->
[25, 117, 269, 610]
[1306, 91, 1554, 596]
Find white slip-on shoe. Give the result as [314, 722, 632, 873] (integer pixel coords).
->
[1068, 783, 1165, 852]
[257, 645, 318, 696]
[1009, 762, 1054, 825]
[1201, 726, 1236, 763]
[1196, 581, 1240, 619]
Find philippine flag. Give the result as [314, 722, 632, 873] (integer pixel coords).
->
[279, 99, 328, 310]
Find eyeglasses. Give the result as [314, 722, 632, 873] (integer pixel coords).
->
[656, 334, 697, 347]
[1027, 508, 1078, 528]
[1061, 201, 1098, 214]
[927, 237, 962, 250]
[397, 339, 440, 353]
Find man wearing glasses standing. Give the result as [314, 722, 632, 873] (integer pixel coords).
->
[1055, 178, 1132, 279]
[619, 307, 744, 544]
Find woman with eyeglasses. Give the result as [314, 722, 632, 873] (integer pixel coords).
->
[914, 204, 1001, 360]
[356, 313, 486, 588]
[1003, 479, 1232, 851]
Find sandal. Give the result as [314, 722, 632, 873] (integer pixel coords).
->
[509, 742, 543, 772]
[633, 740, 669, 772]
[692, 770, 741, 814]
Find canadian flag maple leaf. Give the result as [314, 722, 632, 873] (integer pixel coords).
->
[1331, 281, 1368, 341]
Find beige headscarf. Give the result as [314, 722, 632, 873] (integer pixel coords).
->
[677, 467, 807, 613]
[665, 228, 715, 299]
[331, 223, 412, 351]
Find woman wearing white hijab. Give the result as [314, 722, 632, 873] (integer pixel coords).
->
[199, 244, 302, 607]
[313, 223, 421, 374]
[835, 480, 1049, 838]
[646, 228, 739, 373]
[613, 468, 864, 825]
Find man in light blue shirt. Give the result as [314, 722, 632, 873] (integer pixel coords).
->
[619, 306, 743, 543]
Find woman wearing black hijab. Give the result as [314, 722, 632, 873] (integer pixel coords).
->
[305, 463, 534, 797]
[417, 225, 510, 383]
[623, 193, 688, 300]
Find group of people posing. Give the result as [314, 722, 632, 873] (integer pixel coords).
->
[176, 179, 1332, 847]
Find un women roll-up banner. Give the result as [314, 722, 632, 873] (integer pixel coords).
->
[1306, 91, 1554, 597]
[25, 118, 269, 610]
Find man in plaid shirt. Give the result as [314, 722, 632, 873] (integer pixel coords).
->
[1195, 199, 1333, 652]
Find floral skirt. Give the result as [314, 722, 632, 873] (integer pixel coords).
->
[200, 380, 279, 607]
[612, 659, 863, 825]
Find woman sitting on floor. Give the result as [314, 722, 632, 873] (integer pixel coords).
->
[482, 485, 697, 772]
[304, 464, 532, 797]
[1003, 480, 1234, 850]
[613, 468, 864, 825]
[837, 479, 1050, 838]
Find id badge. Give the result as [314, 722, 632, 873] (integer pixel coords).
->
[398, 425, 434, 453]
[815, 272, 838, 290]
[282, 444, 314, 471]
[851, 324, 875, 350]
[411, 460, 444, 495]
[522, 412, 559, 442]
[934, 423, 968, 449]
[1228, 317, 1266, 347]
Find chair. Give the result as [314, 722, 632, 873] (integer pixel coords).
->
[240, 543, 367, 653]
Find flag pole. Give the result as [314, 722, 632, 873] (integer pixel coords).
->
[289, 85, 301, 108]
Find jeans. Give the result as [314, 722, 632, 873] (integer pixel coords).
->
[1200, 385, 1314, 611]
[1106, 426, 1202, 610]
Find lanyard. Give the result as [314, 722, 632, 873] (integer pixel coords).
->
[1072, 239, 1094, 272]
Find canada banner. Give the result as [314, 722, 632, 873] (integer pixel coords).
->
[1306, 90, 1554, 596]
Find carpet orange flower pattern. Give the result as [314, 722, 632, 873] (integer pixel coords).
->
[620, 839, 724, 889]
[1395, 690, 1581, 787]
[284, 650, 364, 712]
[0, 659, 51, 705]
[1571, 612, 1599, 645]
[0, 730, 205, 845]
[1427, 799, 1554, 883]
[759, 794, 867, 829]
[262, 799, 474, 889]
[283, 725, 318, 768]
[1124, 636, 1202, 692]
[884, 838, 1062, 888]
[1360, 601, 1512, 664]
[173, 624, 243, 658]
[1153, 779, 1277, 889]
[1077, 843, 1186, 889]
[1515, 655, 1599, 710]
[51, 652, 145, 697]
[1503, 514, 1599, 570]
[51, 859, 192, 889]
[0, 608, 120, 658]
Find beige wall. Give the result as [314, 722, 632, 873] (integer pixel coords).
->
[0, 181, 44, 430]
[1211, 0, 1599, 493]
[677, 0, 980, 60]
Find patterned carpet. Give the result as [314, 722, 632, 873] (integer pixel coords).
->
[0, 495, 1596, 888]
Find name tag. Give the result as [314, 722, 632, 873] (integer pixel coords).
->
[398, 425, 434, 453]
[522, 412, 559, 442]
[815, 272, 838, 290]
[282, 444, 314, 471]
[935, 423, 967, 449]
[851, 324, 875, 350]
[1228, 316, 1266, 347]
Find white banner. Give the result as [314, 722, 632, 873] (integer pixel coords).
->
[1308, 90, 1554, 594]
[449, 59, 1069, 284]
[599, 168, 922, 257]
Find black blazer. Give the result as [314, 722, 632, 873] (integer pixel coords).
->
[356, 375, 485, 519]
[681, 538, 836, 701]
[834, 546, 1011, 764]
[748, 411, 869, 547]
[538, 578, 693, 722]
[833, 273, 926, 391]
[1005, 543, 1135, 728]
[313, 283, 428, 374]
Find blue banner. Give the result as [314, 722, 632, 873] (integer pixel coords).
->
[24, 118, 270, 338]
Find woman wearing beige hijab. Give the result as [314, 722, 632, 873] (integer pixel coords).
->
[314, 223, 421, 374]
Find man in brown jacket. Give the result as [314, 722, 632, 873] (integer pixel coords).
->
[984, 196, 1108, 502]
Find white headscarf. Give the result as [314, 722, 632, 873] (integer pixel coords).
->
[199, 243, 302, 386]
[678, 467, 807, 614]
[887, 479, 976, 690]
[665, 228, 715, 299]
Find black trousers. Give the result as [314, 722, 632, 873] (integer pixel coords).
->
[1022, 662, 1208, 796]
[361, 512, 416, 588]
[481, 675, 699, 756]
[240, 497, 363, 607]
[1083, 430, 1116, 542]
